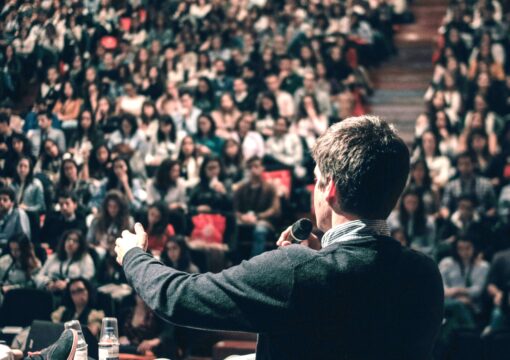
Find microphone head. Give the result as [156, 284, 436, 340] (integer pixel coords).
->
[291, 218, 313, 242]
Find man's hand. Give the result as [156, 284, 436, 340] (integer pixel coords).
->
[115, 223, 148, 265]
[276, 225, 321, 250]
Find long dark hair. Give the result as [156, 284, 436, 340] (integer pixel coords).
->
[467, 128, 490, 160]
[196, 113, 217, 139]
[56, 229, 87, 262]
[451, 236, 477, 275]
[177, 135, 198, 162]
[154, 158, 179, 192]
[222, 139, 243, 167]
[76, 108, 97, 138]
[106, 157, 133, 191]
[57, 158, 79, 190]
[198, 155, 225, 186]
[257, 91, 279, 120]
[13, 156, 35, 185]
[62, 277, 96, 313]
[145, 202, 169, 237]
[160, 235, 194, 272]
[156, 115, 177, 143]
[398, 188, 427, 236]
[96, 190, 131, 234]
[410, 159, 432, 191]
[7, 234, 38, 276]
[89, 143, 111, 179]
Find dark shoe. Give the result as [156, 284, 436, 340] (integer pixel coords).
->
[26, 329, 78, 360]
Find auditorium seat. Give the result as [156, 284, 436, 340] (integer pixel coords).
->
[212, 340, 257, 360]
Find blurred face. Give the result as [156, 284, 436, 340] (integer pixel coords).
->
[456, 240, 474, 262]
[12, 139, 23, 153]
[225, 141, 239, 158]
[69, 281, 89, 309]
[248, 160, 264, 179]
[37, 115, 51, 130]
[59, 197, 77, 218]
[64, 82, 73, 98]
[436, 112, 448, 129]
[17, 158, 30, 179]
[148, 206, 161, 225]
[44, 141, 59, 157]
[457, 156, 474, 177]
[412, 163, 425, 182]
[143, 104, 155, 118]
[64, 161, 78, 181]
[181, 94, 193, 108]
[274, 118, 288, 136]
[198, 117, 212, 135]
[182, 137, 194, 155]
[422, 132, 436, 155]
[64, 233, 80, 256]
[265, 76, 279, 93]
[471, 134, 487, 152]
[80, 111, 92, 129]
[170, 164, 180, 181]
[403, 194, 419, 214]
[113, 159, 128, 176]
[107, 199, 119, 217]
[96, 146, 109, 164]
[0, 194, 13, 213]
[9, 242, 20, 261]
[121, 119, 132, 135]
[220, 95, 233, 110]
[166, 241, 181, 264]
[205, 160, 221, 180]
[458, 199, 474, 221]
[304, 73, 315, 90]
[233, 79, 246, 93]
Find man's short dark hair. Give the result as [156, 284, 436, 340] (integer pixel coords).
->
[312, 115, 410, 219]
[246, 156, 263, 168]
[456, 151, 474, 165]
[0, 187, 16, 202]
[57, 190, 78, 203]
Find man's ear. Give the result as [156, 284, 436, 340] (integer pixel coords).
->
[325, 178, 337, 206]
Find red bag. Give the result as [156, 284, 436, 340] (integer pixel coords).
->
[190, 213, 227, 244]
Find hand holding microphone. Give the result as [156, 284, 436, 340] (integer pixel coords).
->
[276, 218, 321, 250]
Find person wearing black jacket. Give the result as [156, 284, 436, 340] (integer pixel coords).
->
[115, 116, 444, 360]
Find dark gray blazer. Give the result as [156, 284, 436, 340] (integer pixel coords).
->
[123, 236, 444, 360]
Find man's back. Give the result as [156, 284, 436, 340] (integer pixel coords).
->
[256, 236, 444, 359]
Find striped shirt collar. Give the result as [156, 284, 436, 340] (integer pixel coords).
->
[321, 219, 390, 248]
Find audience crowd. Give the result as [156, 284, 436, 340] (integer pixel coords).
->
[397, 0, 510, 354]
[0, 0, 411, 358]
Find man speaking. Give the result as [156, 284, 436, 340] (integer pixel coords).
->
[115, 116, 444, 360]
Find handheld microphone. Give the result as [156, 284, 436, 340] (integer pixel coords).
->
[289, 218, 313, 244]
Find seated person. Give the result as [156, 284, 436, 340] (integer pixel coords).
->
[0, 187, 31, 246]
[485, 248, 510, 335]
[143, 202, 175, 256]
[35, 229, 95, 292]
[188, 156, 232, 214]
[0, 234, 41, 303]
[51, 277, 105, 337]
[40, 191, 87, 250]
[439, 236, 489, 330]
[119, 294, 177, 358]
[233, 156, 280, 257]
[160, 236, 199, 273]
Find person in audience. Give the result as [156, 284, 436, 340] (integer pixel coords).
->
[234, 156, 281, 257]
[387, 187, 436, 257]
[177, 136, 202, 189]
[193, 114, 225, 157]
[408, 159, 440, 215]
[485, 248, 510, 334]
[34, 138, 63, 184]
[1, 132, 34, 181]
[40, 191, 87, 250]
[146, 159, 187, 209]
[27, 110, 66, 158]
[440, 236, 489, 330]
[233, 113, 265, 161]
[55, 158, 91, 213]
[441, 152, 496, 219]
[10, 156, 45, 214]
[119, 294, 177, 358]
[0, 234, 40, 300]
[0, 187, 31, 245]
[68, 109, 104, 166]
[35, 229, 95, 292]
[221, 139, 245, 187]
[143, 202, 175, 256]
[145, 115, 179, 169]
[51, 277, 104, 337]
[189, 156, 232, 214]
[413, 130, 452, 188]
[160, 236, 199, 273]
[88, 188, 133, 249]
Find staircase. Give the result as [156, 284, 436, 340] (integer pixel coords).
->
[369, 0, 447, 145]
